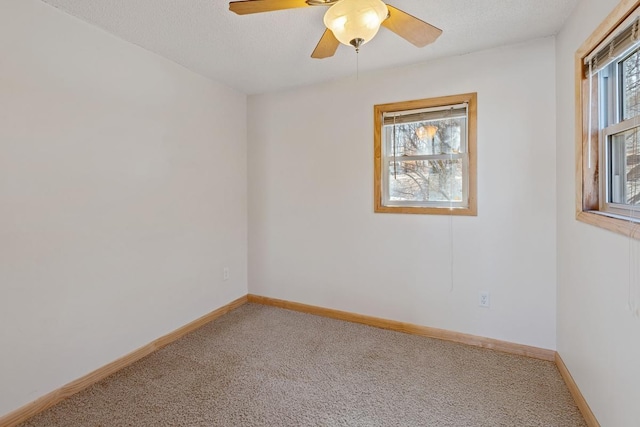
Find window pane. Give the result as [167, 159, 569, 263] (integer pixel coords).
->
[621, 51, 640, 120]
[609, 126, 640, 205]
[384, 117, 465, 157]
[388, 159, 463, 203]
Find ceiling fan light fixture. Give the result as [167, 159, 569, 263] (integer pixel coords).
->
[323, 0, 388, 50]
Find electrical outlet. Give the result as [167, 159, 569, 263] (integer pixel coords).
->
[479, 292, 490, 308]
[223, 267, 229, 281]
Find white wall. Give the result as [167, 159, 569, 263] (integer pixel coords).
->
[0, 0, 247, 417]
[556, 1, 640, 426]
[248, 38, 558, 350]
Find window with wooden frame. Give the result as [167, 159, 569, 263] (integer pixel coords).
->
[374, 93, 477, 215]
[577, 1, 640, 236]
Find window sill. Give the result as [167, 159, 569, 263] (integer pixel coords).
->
[375, 204, 477, 216]
[576, 210, 640, 238]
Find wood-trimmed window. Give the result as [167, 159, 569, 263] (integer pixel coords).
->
[577, 0, 640, 237]
[374, 93, 477, 215]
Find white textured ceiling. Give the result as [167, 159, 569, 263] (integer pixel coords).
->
[40, 0, 578, 94]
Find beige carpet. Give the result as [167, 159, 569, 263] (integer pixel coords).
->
[20, 304, 586, 426]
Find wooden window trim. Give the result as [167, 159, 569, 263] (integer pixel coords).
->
[576, 0, 640, 238]
[373, 93, 477, 216]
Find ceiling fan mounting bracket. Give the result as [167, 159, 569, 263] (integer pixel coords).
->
[305, 0, 339, 6]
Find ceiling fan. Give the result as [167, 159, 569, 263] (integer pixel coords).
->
[229, 0, 442, 59]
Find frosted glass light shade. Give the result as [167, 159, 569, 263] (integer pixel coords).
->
[323, 0, 388, 48]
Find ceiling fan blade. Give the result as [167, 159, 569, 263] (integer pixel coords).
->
[381, 4, 442, 47]
[229, 0, 310, 15]
[311, 29, 340, 59]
